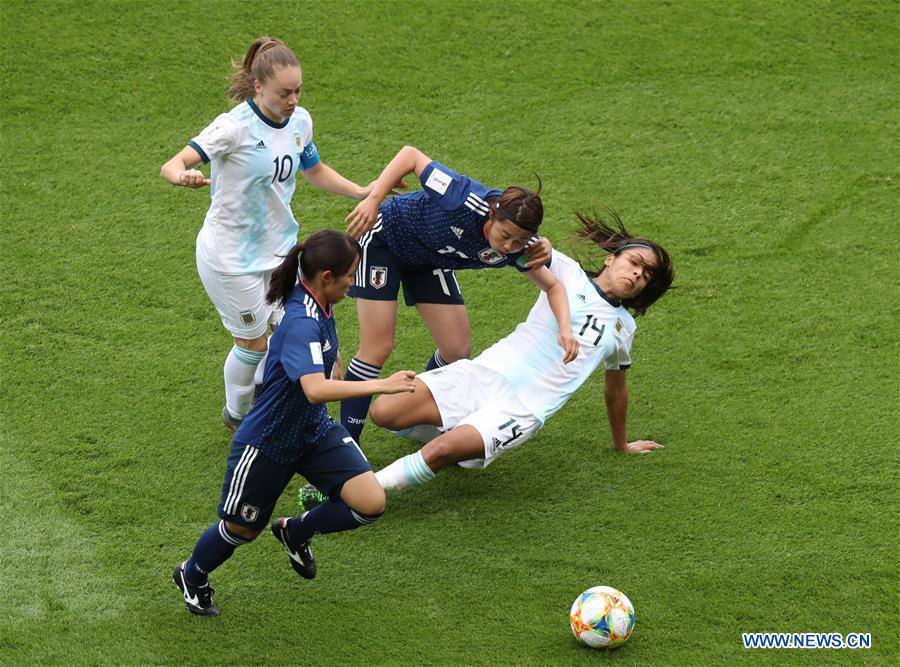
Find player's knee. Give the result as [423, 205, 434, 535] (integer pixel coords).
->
[234, 335, 268, 353]
[359, 341, 393, 366]
[352, 487, 387, 517]
[369, 397, 398, 429]
[440, 339, 471, 363]
[224, 520, 261, 541]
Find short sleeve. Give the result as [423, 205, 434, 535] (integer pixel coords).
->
[292, 108, 320, 170]
[419, 160, 484, 212]
[189, 113, 240, 164]
[281, 318, 326, 381]
[604, 327, 634, 371]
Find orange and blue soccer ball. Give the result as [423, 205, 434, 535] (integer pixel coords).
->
[569, 586, 635, 649]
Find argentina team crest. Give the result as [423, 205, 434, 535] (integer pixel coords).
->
[369, 266, 388, 289]
[240, 503, 259, 522]
[478, 247, 506, 265]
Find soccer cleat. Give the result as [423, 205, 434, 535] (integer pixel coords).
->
[221, 406, 243, 433]
[298, 483, 327, 511]
[271, 517, 317, 579]
[172, 563, 220, 617]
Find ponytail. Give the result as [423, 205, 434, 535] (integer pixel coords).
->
[266, 230, 361, 306]
[266, 244, 304, 305]
[227, 36, 300, 103]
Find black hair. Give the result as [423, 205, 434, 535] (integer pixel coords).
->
[574, 209, 674, 316]
[266, 229, 361, 305]
[490, 176, 544, 234]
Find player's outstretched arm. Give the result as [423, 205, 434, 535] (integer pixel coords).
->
[603, 369, 664, 454]
[299, 370, 416, 404]
[160, 145, 211, 188]
[301, 162, 369, 200]
[345, 145, 428, 237]
[525, 266, 579, 363]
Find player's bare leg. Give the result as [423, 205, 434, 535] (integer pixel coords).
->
[355, 298, 399, 366]
[415, 303, 471, 368]
[370, 379, 442, 431]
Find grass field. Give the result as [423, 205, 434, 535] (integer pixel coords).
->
[2, 0, 898, 664]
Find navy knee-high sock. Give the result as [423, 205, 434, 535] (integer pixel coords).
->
[285, 497, 381, 545]
[183, 520, 251, 586]
[425, 349, 447, 371]
[340, 357, 382, 442]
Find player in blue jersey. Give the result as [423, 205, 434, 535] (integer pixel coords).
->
[364, 212, 674, 493]
[172, 230, 417, 617]
[161, 37, 378, 433]
[337, 145, 558, 445]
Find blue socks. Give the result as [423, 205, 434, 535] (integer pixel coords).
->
[425, 349, 447, 371]
[184, 520, 251, 586]
[286, 497, 382, 546]
[340, 357, 382, 442]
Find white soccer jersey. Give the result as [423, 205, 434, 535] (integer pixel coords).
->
[473, 250, 636, 423]
[190, 100, 320, 274]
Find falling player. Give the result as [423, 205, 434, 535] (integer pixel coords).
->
[367, 211, 674, 491]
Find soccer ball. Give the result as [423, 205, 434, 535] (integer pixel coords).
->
[569, 586, 635, 649]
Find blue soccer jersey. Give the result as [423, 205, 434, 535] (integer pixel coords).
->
[233, 282, 338, 463]
[374, 161, 533, 272]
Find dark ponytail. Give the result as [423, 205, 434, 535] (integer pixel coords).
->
[266, 230, 361, 305]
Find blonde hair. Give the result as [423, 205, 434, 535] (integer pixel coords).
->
[227, 36, 300, 103]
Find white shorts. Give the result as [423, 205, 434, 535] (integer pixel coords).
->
[418, 359, 542, 469]
[196, 246, 284, 339]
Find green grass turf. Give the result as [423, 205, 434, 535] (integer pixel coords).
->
[2, 0, 898, 664]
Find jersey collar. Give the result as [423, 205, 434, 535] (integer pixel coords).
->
[247, 98, 289, 129]
[587, 273, 623, 307]
[299, 280, 333, 318]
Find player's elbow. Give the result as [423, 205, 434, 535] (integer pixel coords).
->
[300, 380, 329, 404]
[401, 145, 430, 173]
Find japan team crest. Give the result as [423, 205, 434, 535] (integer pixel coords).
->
[369, 266, 388, 289]
[240, 503, 259, 522]
[478, 247, 506, 265]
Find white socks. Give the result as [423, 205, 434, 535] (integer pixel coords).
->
[224, 344, 266, 419]
[375, 451, 436, 491]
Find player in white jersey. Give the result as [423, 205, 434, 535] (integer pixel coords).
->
[161, 37, 375, 431]
[365, 212, 674, 492]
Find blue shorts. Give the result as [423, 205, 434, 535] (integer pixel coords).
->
[349, 232, 464, 306]
[217, 423, 372, 531]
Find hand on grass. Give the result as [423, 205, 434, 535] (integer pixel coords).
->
[617, 440, 664, 454]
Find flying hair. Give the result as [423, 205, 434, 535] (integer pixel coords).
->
[227, 36, 300, 103]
